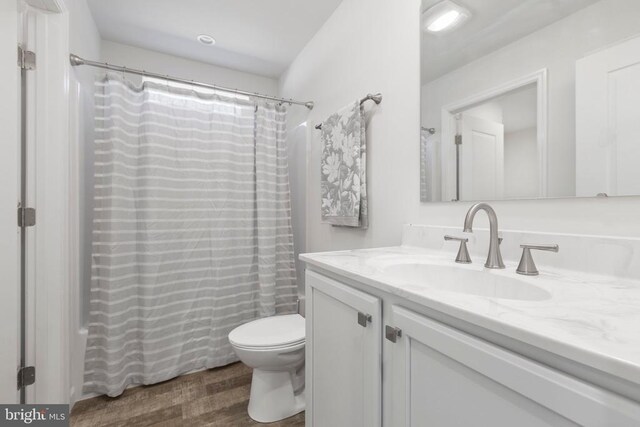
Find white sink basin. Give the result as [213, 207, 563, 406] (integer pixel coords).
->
[380, 262, 551, 301]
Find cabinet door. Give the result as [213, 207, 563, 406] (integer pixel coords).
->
[389, 305, 640, 427]
[306, 270, 381, 427]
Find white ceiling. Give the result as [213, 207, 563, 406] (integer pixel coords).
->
[421, 0, 600, 82]
[87, 0, 344, 78]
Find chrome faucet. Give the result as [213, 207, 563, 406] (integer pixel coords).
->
[463, 203, 505, 269]
[444, 235, 472, 264]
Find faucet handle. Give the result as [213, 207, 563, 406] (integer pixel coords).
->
[444, 235, 468, 243]
[516, 244, 559, 276]
[444, 235, 471, 264]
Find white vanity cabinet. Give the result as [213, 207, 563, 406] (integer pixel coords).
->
[305, 271, 382, 427]
[388, 305, 640, 427]
[305, 270, 640, 427]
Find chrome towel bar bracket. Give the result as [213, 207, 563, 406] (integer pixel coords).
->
[315, 93, 382, 130]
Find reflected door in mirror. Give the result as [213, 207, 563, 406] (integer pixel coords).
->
[577, 34, 640, 197]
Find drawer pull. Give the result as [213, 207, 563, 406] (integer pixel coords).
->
[358, 312, 372, 327]
[385, 325, 402, 343]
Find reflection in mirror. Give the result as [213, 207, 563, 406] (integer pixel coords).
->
[420, 0, 640, 202]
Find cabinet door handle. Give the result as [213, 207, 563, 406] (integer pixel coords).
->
[385, 325, 402, 343]
[357, 312, 372, 327]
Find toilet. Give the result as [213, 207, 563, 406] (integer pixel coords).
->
[229, 314, 306, 423]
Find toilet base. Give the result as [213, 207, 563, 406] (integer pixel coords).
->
[247, 368, 305, 423]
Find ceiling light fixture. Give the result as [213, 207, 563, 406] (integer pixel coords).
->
[422, 0, 470, 34]
[197, 34, 216, 46]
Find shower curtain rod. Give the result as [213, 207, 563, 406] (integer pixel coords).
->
[69, 54, 315, 110]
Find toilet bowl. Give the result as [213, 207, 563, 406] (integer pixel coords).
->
[229, 314, 305, 423]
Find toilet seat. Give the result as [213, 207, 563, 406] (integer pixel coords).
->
[229, 314, 305, 350]
[231, 340, 304, 352]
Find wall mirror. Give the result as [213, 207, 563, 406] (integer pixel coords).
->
[420, 0, 640, 202]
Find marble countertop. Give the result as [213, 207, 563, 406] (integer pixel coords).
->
[300, 245, 640, 386]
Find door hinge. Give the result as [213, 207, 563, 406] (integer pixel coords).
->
[18, 207, 36, 227]
[455, 135, 462, 145]
[17, 366, 35, 390]
[357, 312, 372, 327]
[18, 45, 36, 70]
[385, 325, 402, 343]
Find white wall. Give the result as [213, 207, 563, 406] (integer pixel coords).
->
[504, 128, 538, 199]
[280, 0, 640, 262]
[280, 0, 422, 257]
[422, 0, 640, 198]
[68, 0, 101, 58]
[101, 41, 278, 94]
[464, 102, 502, 123]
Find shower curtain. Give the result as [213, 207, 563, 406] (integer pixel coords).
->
[83, 74, 298, 396]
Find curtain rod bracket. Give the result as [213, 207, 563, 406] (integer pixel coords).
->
[69, 54, 84, 66]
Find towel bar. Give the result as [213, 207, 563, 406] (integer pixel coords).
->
[315, 93, 382, 130]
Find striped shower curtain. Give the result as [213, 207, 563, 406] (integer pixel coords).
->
[83, 74, 298, 396]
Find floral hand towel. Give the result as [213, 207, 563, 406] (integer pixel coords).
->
[320, 101, 368, 228]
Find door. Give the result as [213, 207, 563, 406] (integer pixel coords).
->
[576, 34, 640, 197]
[305, 271, 382, 427]
[459, 114, 504, 200]
[388, 305, 640, 427]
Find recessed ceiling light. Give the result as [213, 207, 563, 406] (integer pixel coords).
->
[423, 0, 470, 34]
[197, 34, 216, 46]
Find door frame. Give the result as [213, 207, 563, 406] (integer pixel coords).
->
[440, 68, 548, 201]
[20, 0, 71, 404]
[0, 0, 22, 405]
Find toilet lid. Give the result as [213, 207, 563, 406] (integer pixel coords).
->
[229, 314, 305, 348]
